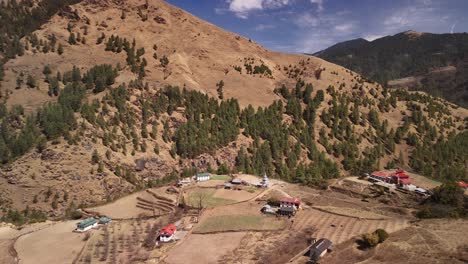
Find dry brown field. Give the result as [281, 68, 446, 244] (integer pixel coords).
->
[164, 232, 246, 264]
[15, 221, 86, 264]
[87, 187, 177, 219]
[321, 219, 468, 264]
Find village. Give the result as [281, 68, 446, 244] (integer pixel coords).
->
[71, 171, 335, 262]
[59, 166, 468, 264]
[2, 169, 467, 264]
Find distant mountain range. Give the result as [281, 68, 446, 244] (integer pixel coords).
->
[314, 30, 468, 107]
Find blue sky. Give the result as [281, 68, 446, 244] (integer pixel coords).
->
[166, 0, 468, 53]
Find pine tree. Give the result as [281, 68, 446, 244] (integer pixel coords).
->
[68, 33, 76, 45]
[26, 75, 36, 88]
[57, 43, 64, 55]
[91, 149, 100, 164]
[217, 80, 224, 100]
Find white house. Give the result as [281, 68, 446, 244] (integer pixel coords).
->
[75, 218, 98, 232]
[196, 173, 210, 182]
[159, 224, 177, 242]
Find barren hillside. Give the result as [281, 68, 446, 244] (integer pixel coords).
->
[1, 0, 366, 109]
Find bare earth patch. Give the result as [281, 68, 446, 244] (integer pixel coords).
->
[164, 232, 246, 264]
[322, 219, 468, 264]
[15, 221, 86, 264]
[313, 206, 389, 220]
[293, 208, 409, 245]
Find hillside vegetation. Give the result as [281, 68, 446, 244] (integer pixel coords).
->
[0, 0, 466, 221]
[315, 31, 468, 107]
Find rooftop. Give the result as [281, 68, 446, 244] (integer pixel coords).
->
[160, 224, 177, 236]
[280, 197, 301, 204]
[77, 218, 97, 228]
[310, 238, 333, 256]
[371, 171, 388, 177]
[278, 207, 295, 212]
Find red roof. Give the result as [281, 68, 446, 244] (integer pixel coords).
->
[281, 197, 301, 205]
[458, 181, 468, 188]
[392, 169, 409, 178]
[371, 171, 388, 177]
[160, 224, 177, 236]
[391, 172, 409, 178]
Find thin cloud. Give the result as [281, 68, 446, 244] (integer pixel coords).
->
[253, 24, 276, 31]
[310, 0, 325, 12]
[450, 22, 457, 34]
[226, 0, 290, 18]
[207, 0, 468, 53]
[293, 13, 320, 28]
[334, 23, 356, 33]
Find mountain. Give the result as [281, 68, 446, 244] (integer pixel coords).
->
[0, 0, 466, 222]
[312, 38, 369, 57]
[314, 31, 468, 107]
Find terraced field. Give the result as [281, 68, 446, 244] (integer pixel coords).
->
[136, 190, 177, 216]
[321, 219, 468, 264]
[293, 208, 409, 245]
[87, 188, 177, 219]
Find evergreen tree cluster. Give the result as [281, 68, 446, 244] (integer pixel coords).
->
[1, 207, 47, 226]
[236, 80, 339, 187]
[242, 58, 272, 77]
[83, 64, 118, 93]
[418, 182, 468, 218]
[410, 131, 468, 182]
[101, 35, 147, 78]
[0, 63, 119, 164]
[0, 104, 40, 164]
[0, 0, 81, 77]
[24, 33, 62, 55]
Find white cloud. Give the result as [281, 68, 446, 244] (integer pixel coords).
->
[450, 23, 457, 34]
[417, 0, 432, 5]
[363, 34, 383, 41]
[253, 24, 276, 31]
[291, 11, 359, 53]
[310, 0, 324, 12]
[293, 13, 320, 28]
[334, 23, 355, 32]
[227, 0, 290, 18]
[383, 4, 437, 32]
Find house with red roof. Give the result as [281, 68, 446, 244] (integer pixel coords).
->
[369, 171, 389, 182]
[369, 169, 411, 185]
[280, 197, 301, 209]
[389, 169, 411, 185]
[159, 224, 177, 242]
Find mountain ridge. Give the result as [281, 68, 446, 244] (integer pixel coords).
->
[314, 30, 468, 107]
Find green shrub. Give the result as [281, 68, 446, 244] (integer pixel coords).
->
[375, 229, 389, 243]
[362, 232, 379, 248]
